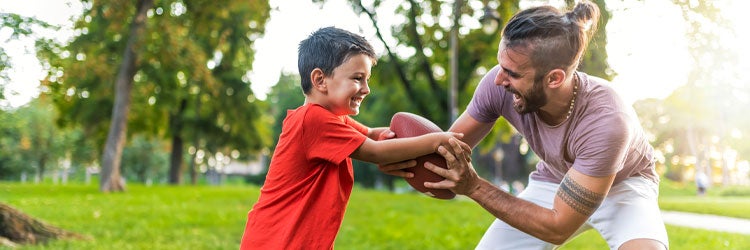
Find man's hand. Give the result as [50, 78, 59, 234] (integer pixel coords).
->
[375, 128, 415, 178]
[423, 137, 480, 196]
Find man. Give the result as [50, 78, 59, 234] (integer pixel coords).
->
[388, 1, 669, 249]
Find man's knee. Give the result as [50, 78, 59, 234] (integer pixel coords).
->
[619, 238, 666, 250]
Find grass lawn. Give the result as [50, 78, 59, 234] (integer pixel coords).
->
[1, 181, 749, 249]
[658, 178, 750, 219]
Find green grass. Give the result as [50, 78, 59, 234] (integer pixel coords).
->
[1, 183, 256, 250]
[658, 178, 750, 219]
[1, 181, 749, 249]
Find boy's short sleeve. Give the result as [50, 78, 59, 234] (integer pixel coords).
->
[304, 105, 368, 165]
[344, 116, 369, 135]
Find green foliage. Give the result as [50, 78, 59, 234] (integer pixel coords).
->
[0, 109, 27, 178]
[573, 0, 614, 80]
[348, 0, 518, 130]
[0, 13, 55, 100]
[266, 73, 304, 148]
[121, 135, 169, 183]
[0, 98, 90, 181]
[3, 182, 750, 249]
[36, 0, 274, 185]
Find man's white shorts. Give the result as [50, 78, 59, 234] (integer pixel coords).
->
[475, 176, 669, 250]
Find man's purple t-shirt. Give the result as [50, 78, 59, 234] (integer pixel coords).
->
[466, 65, 658, 185]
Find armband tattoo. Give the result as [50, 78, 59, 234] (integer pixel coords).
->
[556, 176, 604, 216]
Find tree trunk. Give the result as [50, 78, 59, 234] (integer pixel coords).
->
[99, 0, 154, 192]
[37, 153, 47, 183]
[168, 99, 187, 185]
[169, 135, 184, 184]
[189, 91, 202, 185]
[0, 203, 87, 246]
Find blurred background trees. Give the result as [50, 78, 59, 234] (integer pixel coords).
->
[0, 0, 748, 192]
[632, 0, 750, 187]
[33, 0, 273, 191]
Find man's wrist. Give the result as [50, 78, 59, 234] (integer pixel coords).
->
[465, 178, 489, 197]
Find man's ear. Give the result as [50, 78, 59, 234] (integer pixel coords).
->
[545, 69, 567, 90]
[310, 68, 327, 92]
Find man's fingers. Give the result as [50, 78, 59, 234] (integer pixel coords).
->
[449, 138, 464, 156]
[424, 179, 455, 189]
[424, 161, 450, 178]
[437, 145, 457, 166]
[450, 138, 472, 163]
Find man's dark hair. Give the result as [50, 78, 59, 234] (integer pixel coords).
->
[297, 27, 376, 94]
[501, 1, 600, 81]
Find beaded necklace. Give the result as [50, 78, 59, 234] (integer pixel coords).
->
[564, 73, 579, 121]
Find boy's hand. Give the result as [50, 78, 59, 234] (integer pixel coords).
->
[376, 129, 396, 141]
[437, 132, 464, 151]
[376, 128, 415, 178]
[378, 160, 416, 178]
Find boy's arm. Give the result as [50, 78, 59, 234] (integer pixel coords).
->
[350, 132, 462, 165]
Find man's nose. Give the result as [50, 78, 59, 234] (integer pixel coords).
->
[495, 70, 508, 87]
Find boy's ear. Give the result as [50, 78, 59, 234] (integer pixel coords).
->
[545, 69, 566, 89]
[310, 68, 327, 92]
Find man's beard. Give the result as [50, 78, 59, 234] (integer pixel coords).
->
[508, 78, 547, 114]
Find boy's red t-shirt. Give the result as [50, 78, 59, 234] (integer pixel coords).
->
[240, 104, 368, 250]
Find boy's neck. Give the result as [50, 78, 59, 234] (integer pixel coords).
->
[304, 95, 327, 109]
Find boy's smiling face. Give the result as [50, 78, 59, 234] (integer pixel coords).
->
[320, 54, 373, 116]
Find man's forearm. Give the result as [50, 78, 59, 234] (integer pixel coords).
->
[467, 179, 573, 245]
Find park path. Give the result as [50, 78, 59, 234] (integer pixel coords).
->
[661, 210, 750, 235]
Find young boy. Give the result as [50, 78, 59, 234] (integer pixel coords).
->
[239, 27, 460, 249]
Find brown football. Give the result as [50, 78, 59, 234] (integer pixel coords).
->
[389, 112, 456, 200]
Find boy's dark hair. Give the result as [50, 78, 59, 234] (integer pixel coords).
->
[298, 27, 376, 94]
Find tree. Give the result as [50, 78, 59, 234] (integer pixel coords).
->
[15, 98, 69, 182]
[121, 135, 168, 184]
[0, 108, 28, 179]
[0, 13, 53, 103]
[0, 203, 86, 247]
[152, 0, 273, 184]
[634, 0, 749, 184]
[319, 0, 613, 186]
[0, 96, 81, 182]
[96, 0, 154, 192]
[38, 0, 273, 189]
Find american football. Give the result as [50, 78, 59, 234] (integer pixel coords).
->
[389, 112, 456, 200]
